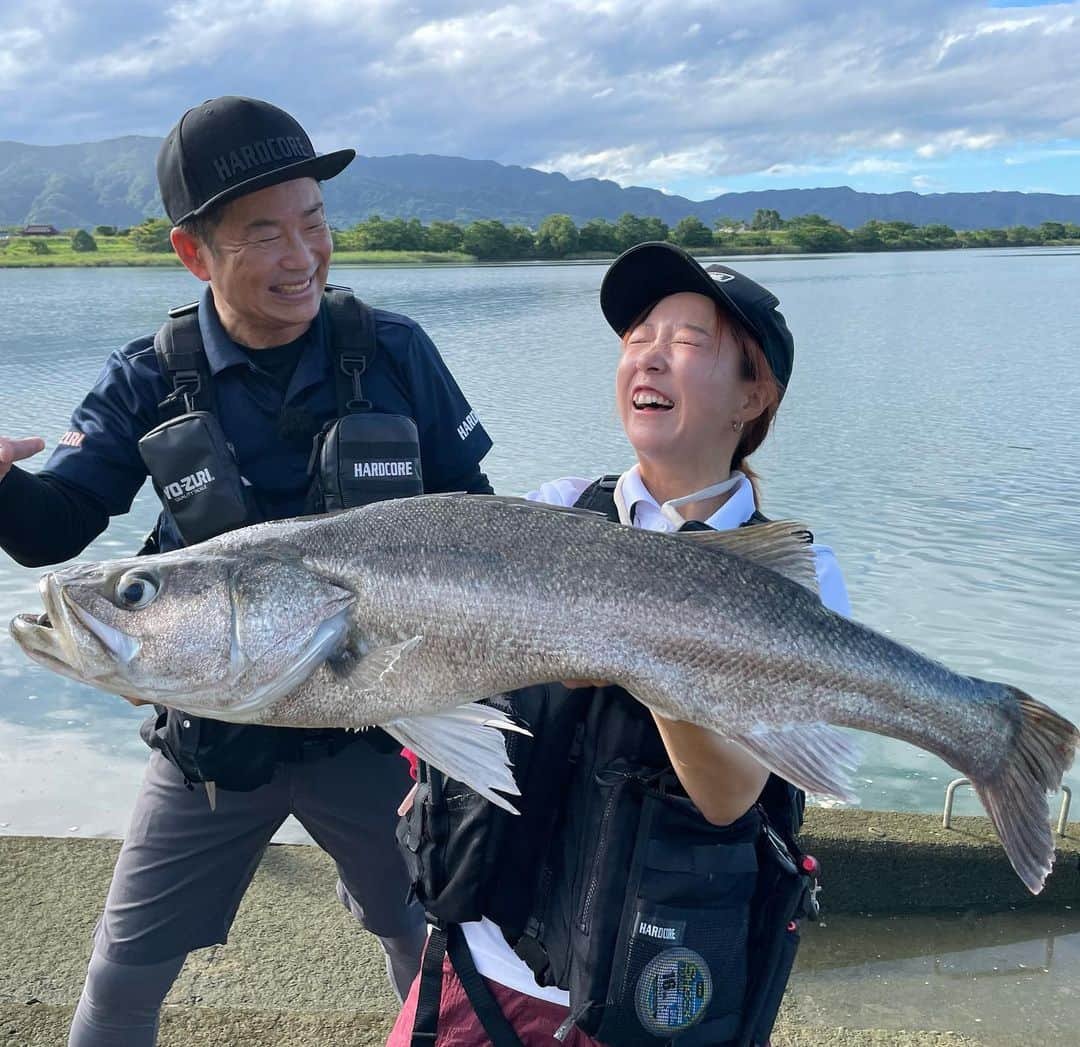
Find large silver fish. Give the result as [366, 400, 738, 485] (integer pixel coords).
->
[10, 495, 1077, 893]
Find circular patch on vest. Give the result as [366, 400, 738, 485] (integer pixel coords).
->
[634, 946, 712, 1036]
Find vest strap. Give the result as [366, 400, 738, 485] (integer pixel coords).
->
[154, 287, 378, 422]
[446, 925, 525, 1047]
[410, 924, 448, 1046]
[323, 285, 377, 413]
[154, 308, 211, 419]
[572, 474, 620, 520]
[411, 925, 525, 1047]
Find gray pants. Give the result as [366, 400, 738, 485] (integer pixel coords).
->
[69, 744, 425, 1045]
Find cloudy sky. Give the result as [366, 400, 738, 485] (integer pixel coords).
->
[3, 0, 1079, 199]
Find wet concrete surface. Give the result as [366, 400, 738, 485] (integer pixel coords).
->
[2, 808, 1077, 1045]
[789, 909, 1080, 1043]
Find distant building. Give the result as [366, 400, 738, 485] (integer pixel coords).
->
[19, 224, 60, 236]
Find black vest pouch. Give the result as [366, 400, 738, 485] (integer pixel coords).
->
[309, 412, 423, 512]
[569, 769, 762, 1047]
[734, 823, 814, 1047]
[138, 411, 258, 546]
[397, 693, 534, 925]
[397, 770, 490, 924]
[396, 686, 589, 929]
[139, 710, 283, 791]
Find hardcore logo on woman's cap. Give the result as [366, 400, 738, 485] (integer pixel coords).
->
[599, 241, 796, 389]
[156, 96, 355, 224]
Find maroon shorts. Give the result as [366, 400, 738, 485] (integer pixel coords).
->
[385, 951, 772, 1046]
[385, 953, 601, 1047]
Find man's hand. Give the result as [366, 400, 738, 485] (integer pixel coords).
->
[0, 436, 46, 483]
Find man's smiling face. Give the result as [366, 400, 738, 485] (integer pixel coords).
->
[185, 177, 333, 348]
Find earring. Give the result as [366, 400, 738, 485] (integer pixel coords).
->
[732, 419, 744, 433]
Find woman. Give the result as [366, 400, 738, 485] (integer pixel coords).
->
[389, 242, 850, 1047]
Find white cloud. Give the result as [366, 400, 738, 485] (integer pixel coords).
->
[2, 0, 1080, 195]
[1004, 145, 1080, 165]
[761, 161, 833, 178]
[539, 142, 726, 188]
[915, 132, 1004, 159]
[847, 157, 911, 175]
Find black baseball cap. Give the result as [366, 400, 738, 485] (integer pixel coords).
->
[157, 96, 355, 224]
[600, 241, 795, 389]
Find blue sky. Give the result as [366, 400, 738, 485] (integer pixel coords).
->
[2, 1, 1079, 200]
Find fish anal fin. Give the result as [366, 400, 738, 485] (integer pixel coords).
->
[675, 521, 819, 594]
[731, 722, 860, 802]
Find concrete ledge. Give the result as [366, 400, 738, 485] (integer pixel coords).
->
[1, 1004, 392, 1046]
[3, 807, 1076, 1045]
[798, 808, 1079, 912]
[0, 1004, 995, 1047]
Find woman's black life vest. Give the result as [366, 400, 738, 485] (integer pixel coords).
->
[137, 286, 417, 791]
[397, 477, 820, 1047]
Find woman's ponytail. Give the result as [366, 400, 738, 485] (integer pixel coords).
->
[723, 310, 785, 509]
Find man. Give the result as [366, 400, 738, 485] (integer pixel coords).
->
[0, 96, 493, 1047]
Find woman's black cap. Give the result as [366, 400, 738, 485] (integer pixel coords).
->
[157, 96, 355, 224]
[599, 241, 795, 388]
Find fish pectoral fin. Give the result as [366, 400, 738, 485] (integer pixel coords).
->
[674, 520, 819, 594]
[381, 702, 529, 814]
[328, 636, 424, 693]
[730, 722, 860, 802]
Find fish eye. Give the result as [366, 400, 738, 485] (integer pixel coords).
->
[115, 570, 160, 610]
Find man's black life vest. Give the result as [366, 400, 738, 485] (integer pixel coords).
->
[138, 286, 409, 791]
[398, 477, 819, 1047]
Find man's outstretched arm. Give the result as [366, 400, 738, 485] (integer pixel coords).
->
[0, 437, 109, 567]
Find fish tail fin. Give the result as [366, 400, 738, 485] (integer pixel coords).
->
[381, 702, 529, 814]
[971, 688, 1078, 895]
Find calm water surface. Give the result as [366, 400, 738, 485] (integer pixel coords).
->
[0, 249, 1077, 840]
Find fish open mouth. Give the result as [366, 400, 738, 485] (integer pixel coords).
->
[9, 609, 80, 678]
[16, 612, 52, 629]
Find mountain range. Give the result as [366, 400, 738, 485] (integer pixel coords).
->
[3, 136, 1080, 231]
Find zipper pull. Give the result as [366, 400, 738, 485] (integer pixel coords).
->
[554, 1001, 593, 1042]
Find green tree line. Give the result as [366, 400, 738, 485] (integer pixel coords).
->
[5, 211, 1080, 261]
[331, 210, 1080, 257]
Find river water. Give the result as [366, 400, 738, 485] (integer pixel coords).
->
[0, 249, 1077, 840]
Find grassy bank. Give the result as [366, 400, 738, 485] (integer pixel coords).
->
[3, 229, 1078, 269]
[0, 237, 475, 268]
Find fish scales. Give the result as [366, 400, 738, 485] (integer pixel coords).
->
[10, 494, 1078, 892]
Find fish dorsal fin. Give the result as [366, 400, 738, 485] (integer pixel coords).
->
[489, 494, 611, 522]
[674, 520, 819, 594]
